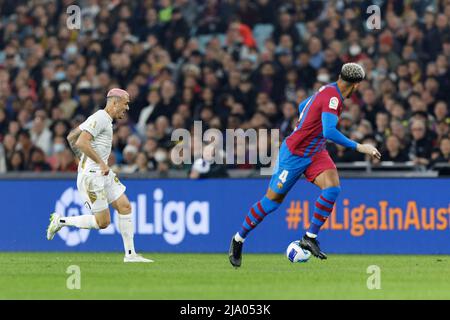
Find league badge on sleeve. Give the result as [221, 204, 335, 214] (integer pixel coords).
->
[329, 97, 339, 110]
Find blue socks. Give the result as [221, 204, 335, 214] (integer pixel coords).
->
[238, 186, 341, 240]
[307, 186, 341, 236]
[239, 196, 280, 238]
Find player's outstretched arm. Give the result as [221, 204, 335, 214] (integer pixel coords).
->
[322, 112, 381, 159]
[67, 128, 83, 160]
[322, 112, 358, 149]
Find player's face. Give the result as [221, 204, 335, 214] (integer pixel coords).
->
[115, 96, 130, 119]
[346, 83, 360, 98]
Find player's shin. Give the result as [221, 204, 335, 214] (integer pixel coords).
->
[118, 213, 136, 256]
[306, 186, 341, 238]
[59, 215, 99, 229]
[237, 196, 281, 240]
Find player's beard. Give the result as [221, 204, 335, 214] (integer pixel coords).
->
[114, 106, 125, 119]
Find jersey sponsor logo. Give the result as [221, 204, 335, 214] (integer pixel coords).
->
[329, 97, 339, 110]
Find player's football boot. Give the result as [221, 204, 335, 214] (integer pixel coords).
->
[46, 213, 63, 240]
[124, 253, 154, 263]
[229, 236, 243, 268]
[299, 234, 327, 260]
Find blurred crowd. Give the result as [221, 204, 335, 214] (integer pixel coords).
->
[0, 0, 449, 175]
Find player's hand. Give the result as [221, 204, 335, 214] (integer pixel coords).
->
[100, 162, 110, 176]
[356, 143, 381, 160]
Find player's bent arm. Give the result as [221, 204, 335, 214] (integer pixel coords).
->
[322, 112, 358, 149]
[75, 131, 107, 167]
[321, 113, 381, 159]
[67, 128, 83, 160]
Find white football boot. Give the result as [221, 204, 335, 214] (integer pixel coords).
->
[124, 253, 154, 263]
[46, 213, 63, 240]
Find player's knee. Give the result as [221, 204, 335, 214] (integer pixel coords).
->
[97, 218, 111, 229]
[324, 185, 341, 199]
[266, 188, 285, 203]
[119, 202, 132, 214]
[261, 195, 281, 212]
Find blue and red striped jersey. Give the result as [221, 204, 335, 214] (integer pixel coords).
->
[286, 82, 345, 157]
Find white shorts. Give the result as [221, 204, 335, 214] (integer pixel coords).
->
[77, 170, 126, 213]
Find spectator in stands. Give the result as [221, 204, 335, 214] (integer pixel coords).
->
[339, 112, 354, 138]
[434, 101, 449, 124]
[142, 137, 160, 171]
[307, 37, 324, 70]
[278, 101, 296, 140]
[15, 130, 38, 170]
[432, 136, 450, 165]
[162, 6, 190, 48]
[148, 80, 178, 123]
[255, 0, 277, 25]
[408, 119, 434, 166]
[121, 144, 139, 174]
[136, 152, 151, 173]
[29, 148, 51, 172]
[296, 51, 316, 89]
[8, 151, 25, 172]
[47, 137, 77, 172]
[196, 0, 225, 35]
[381, 135, 410, 162]
[74, 81, 95, 119]
[374, 111, 390, 145]
[57, 82, 78, 120]
[361, 88, 382, 127]
[30, 115, 52, 156]
[272, 9, 301, 48]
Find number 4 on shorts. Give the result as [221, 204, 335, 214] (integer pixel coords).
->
[279, 170, 289, 183]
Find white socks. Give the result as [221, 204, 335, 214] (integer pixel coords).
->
[306, 232, 317, 238]
[118, 213, 136, 256]
[234, 232, 245, 243]
[59, 213, 136, 256]
[59, 215, 99, 229]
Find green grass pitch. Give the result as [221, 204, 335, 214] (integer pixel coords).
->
[1, 253, 450, 299]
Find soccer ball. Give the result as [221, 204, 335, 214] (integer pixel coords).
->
[286, 240, 311, 263]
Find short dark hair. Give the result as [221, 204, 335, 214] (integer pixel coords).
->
[18, 129, 30, 139]
[340, 63, 365, 83]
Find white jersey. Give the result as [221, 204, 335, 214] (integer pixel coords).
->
[78, 109, 113, 174]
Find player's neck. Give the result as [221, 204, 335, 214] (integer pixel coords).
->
[336, 80, 349, 99]
[103, 106, 115, 121]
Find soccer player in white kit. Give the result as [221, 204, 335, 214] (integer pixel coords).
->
[46, 88, 152, 263]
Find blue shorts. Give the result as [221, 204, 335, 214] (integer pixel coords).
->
[269, 141, 336, 195]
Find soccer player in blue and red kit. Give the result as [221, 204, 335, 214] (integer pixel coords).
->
[229, 63, 381, 267]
